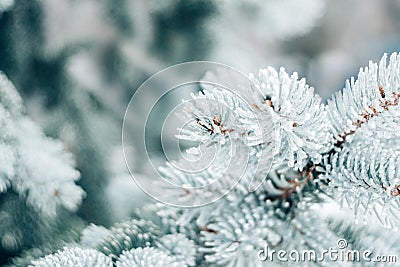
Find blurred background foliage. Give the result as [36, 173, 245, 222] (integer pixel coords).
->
[1, 0, 400, 264]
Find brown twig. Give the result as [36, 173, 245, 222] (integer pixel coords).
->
[334, 86, 400, 148]
[252, 95, 274, 111]
[280, 163, 316, 199]
[201, 225, 218, 234]
[196, 115, 234, 135]
[390, 185, 400, 196]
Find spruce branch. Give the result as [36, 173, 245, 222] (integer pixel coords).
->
[0, 73, 86, 259]
[156, 234, 196, 266]
[29, 247, 112, 267]
[323, 52, 400, 228]
[334, 85, 400, 149]
[327, 53, 400, 150]
[322, 141, 400, 228]
[249, 67, 332, 170]
[80, 219, 161, 260]
[0, 73, 85, 217]
[176, 87, 264, 147]
[115, 247, 186, 267]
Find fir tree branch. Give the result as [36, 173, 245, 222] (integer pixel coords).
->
[334, 85, 400, 149]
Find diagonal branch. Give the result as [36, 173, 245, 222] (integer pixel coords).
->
[334, 85, 400, 149]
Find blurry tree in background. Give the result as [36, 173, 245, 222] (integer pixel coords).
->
[1, 0, 400, 266]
